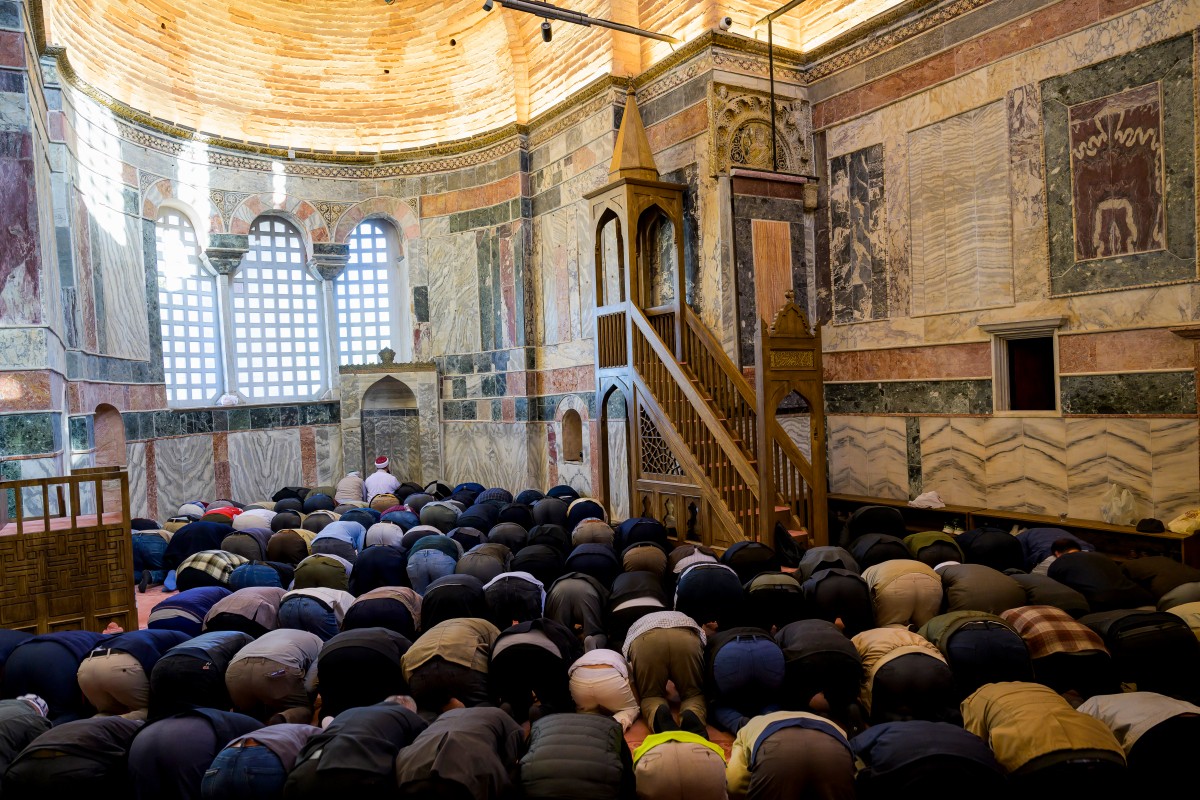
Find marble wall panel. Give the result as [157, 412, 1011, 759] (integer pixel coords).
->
[153, 434, 216, 519]
[826, 415, 907, 500]
[426, 231, 481, 356]
[778, 414, 813, 462]
[982, 417, 1026, 512]
[313, 425, 343, 487]
[829, 143, 887, 324]
[1064, 418, 1111, 520]
[1149, 419, 1200, 520]
[442, 422, 532, 493]
[606, 418, 631, 522]
[91, 212, 151, 361]
[921, 417, 987, 507]
[1019, 418, 1069, 515]
[228, 430, 304, 505]
[125, 441, 149, 520]
[909, 100, 1013, 316]
[362, 416, 422, 484]
[15, 457, 62, 518]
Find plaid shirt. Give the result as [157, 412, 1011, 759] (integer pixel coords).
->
[177, 550, 249, 584]
[1000, 605, 1108, 659]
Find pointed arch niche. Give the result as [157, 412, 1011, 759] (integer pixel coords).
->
[339, 364, 442, 487]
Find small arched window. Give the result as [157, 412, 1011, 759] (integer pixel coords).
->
[336, 220, 401, 365]
[562, 409, 583, 463]
[232, 216, 324, 400]
[155, 210, 222, 406]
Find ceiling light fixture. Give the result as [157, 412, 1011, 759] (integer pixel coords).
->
[483, 0, 680, 45]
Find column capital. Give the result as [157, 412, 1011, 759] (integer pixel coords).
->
[205, 234, 250, 275]
[311, 242, 351, 281]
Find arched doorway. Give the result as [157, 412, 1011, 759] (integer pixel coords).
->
[360, 377, 422, 483]
[93, 404, 126, 512]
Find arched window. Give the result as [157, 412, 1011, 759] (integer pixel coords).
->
[155, 210, 222, 406]
[232, 216, 324, 400]
[562, 409, 583, 463]
[336, 220, 402, 365]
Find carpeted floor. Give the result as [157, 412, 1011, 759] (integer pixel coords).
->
[132, 583, 735, 755]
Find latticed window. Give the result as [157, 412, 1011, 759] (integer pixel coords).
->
[232, 217, 324, 400]
[155, 211, 222, 406]
[336, 220, 397, 365]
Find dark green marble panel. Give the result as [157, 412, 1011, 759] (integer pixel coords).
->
[825, 380, 993, 415]
[1043, 36, 1196, 296]
[0, 413, 59, 456]
[1061, 371, 1195, 415]
[68, 415, 91, 451]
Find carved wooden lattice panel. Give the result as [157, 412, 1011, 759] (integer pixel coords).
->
[639, 408, 683, 476]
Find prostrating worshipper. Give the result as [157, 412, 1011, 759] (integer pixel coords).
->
[774, 619, 862, 716]
[1000, 605, 1117, 697]
[1, 630, 106, 723]
[852, 627, 955, 724]
[76, 628, 191, 718]
[797, 546, 859, 582]
[860, 559, 943, 629]
[267, 528, 313, 564]
[674, 562, 745, 630]
[406, 534, 463, 593]
[317, 628, 411, 718]
[849, 534, 910, 572]
[1120, 555, 1200, 610]
[3, 716, 143, 800]
[705, 627, 786, 734]
[836, 504, 906, 550]
[918, 611, 1034, 698]
[624, 608, 708, 736]
[511, 543, 566, 587]
[961, 682, 1126, 800]
[420, 574, 489, 630]
[292, 553, 353, 592]
[364, 456, 401, 501]
[487, 521, 528, 553]
[1007, 571, 1090, 617]
[277, 586, 354, 641]
[310, 520, 367, 564]
[956, 526, 1025, 573]
[614, 517, 669, 552]
[488, 618, 580, 723]
[128, 709, 262, 800]
[163, 520, 235, 575]
[402, 617, 499, 712]
[725, 711, 855, 800]
[483, 571, 545, 628]
[302, 492, 337, 514]
[851, 720, 1007, 800]
[222, 525, 274, 561]
[394, 706, 525, 800]
[0, 697, 51, 776]
[301, 509, 339, 534]
[348, 544, 409, 595]
[608, 570, 671, 649]
[364, 521, 405, 548]
[574, 518, 617, 548]
[146, 586, 231, 635]
[568, 648, 640, 731]
[175, 549, 250, 591]
[343, 586, 422, 639]
[546, 571, 609, 649]
[225, 628, 322, 722]
[202, 723, 322, 800]
[420, 500, 460, 533]
[133, 528, 171, 592]
[1018, 528, 1094, 573]
[531, 497, 569, 529]
[622, 541, 669, 578]
[903, 531, 963, 569]
[631, 731, 728, 800]
[720, 541, 779, 585]
[147, 630, 254, 720]
[744, 572, 805, 632]
[1077, 691, 1200, 792]
[565, 542, 622, 588]
[335, 470, 367, 504]
[456, 542, 513, 584]
[937, 563, 1027, 615]
[1048, 550, 1155, 612]
[800, 568, 875, 636]
[518, 714, 634, 800]
[1077, 608, 1200, 702]
[203, 585, 286, 637]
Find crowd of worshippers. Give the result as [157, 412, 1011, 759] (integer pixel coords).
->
[1, 475, 1199, 800]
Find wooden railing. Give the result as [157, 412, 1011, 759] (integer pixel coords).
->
[679, 308, 758, 464]
[596, 309, 628, 369]
[645, 306, 676, 353]
[767, 423, 815, 533]
[630, 305, 759, 540]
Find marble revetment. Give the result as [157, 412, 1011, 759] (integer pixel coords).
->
[829, 143, 887, 324]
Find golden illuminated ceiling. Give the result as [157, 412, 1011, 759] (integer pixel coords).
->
[42, 0, 911, 153]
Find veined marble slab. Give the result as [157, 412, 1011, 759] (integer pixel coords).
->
[313, 425, 343, 487]
[228, 429, 303, 505]
[607, 418, 631, 522]
[426, 231, 481, 357]
[443, 422, 537, 493]
[826, 415, 907, 500]
[126, 442, 149, 520]
[93, 212, 151, 361]
[154, 434, 216, 519]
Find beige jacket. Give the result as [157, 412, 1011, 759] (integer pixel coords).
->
[851, 627, 946, 713]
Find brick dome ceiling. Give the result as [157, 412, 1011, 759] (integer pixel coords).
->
[42, 0, 904, 153]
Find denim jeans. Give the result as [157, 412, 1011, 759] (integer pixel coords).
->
[278, 597, 340, 641]
[202, 744, 288, 800]
[406, 550, 456, 594]
[133, 533, 168, 586]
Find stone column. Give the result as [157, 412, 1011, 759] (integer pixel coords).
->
[205, 234, 250, 401]
[312, 243, 350, 395]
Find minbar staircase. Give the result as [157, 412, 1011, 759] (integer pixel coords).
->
[588, 88, 826, 552]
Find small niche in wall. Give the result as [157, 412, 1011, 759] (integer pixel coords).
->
[562, 409, 583, 463]
[982, 317, 1065, 413]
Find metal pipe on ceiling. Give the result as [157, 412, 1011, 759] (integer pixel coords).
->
[490, 0, 682, 45]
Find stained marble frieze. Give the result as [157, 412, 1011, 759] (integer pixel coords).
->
[909, 100, 1013, 316]
[829, 143, 887, 324]
[1043, 35, 1195, 296]
[1068, 83, 1165, 262]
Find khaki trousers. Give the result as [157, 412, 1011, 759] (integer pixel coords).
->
[873, 573, 943, 628]
[628, 627, 706, 727]
[225, 656, 311, 721]
[77, 651, 149, 715]
[634, 742, 728, 800]
[570, 663, 640, 730]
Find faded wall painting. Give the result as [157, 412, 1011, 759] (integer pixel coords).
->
[828, 143, 887, 324]
[1068, 82, 1165, 262]
[1043, 35, 1195, 296]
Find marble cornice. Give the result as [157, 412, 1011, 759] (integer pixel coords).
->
[339, 362, 438, 374]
